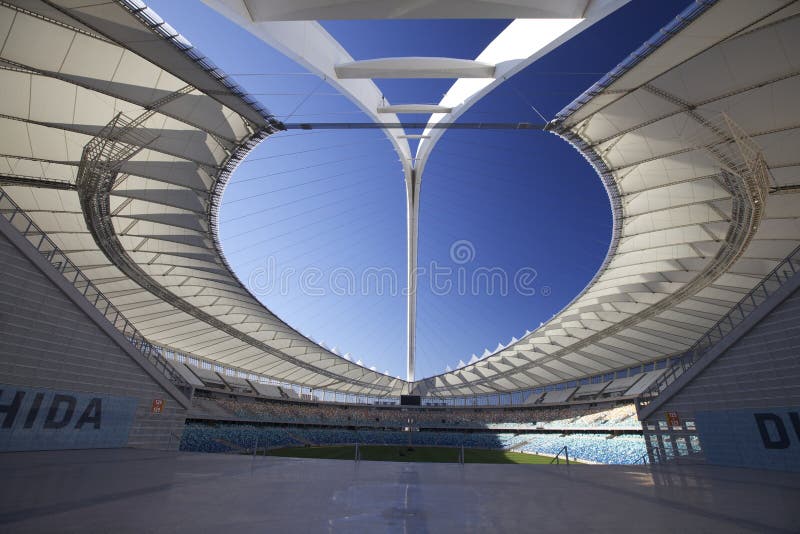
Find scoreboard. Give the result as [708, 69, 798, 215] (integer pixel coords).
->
[400, 395, 421, 406]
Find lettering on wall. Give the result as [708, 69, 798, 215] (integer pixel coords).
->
[754, 412, 800, 449]
[0, 385, 137, 451]
[695, 407, 800, 472]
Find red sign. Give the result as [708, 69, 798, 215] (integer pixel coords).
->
[151, 399, 164, 415]
[665, 411, 681, 428]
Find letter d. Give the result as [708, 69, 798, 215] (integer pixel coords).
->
[44, 395, 76, 429]
[755, 413, 789, 449]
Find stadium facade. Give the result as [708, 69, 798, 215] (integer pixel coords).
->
[0, 0, 799, 475]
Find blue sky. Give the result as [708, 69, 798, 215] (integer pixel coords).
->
[148, 0, 690, 380]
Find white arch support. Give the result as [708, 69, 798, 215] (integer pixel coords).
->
[200, 1, 414, 167]
[415, 3, 631, 174]
[203, 0, 631, 383]
[234, 0, 625, 21]
[335, 57, 496, 79]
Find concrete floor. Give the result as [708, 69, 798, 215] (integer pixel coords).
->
[0, 449, 798, 533]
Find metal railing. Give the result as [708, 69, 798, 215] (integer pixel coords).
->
[637, 243, 800, 408]
[0, 188, 188, 389]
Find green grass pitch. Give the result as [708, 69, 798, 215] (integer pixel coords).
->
[262, 445, 560, 464]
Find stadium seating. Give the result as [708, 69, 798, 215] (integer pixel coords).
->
[512, 434, 647, 464]
[536, 404, 638, 430]
[181, 424, 303, 452]
[181, 423, 645, 464]
[181, 424, 516, 452]
[190, 395, 641, 430]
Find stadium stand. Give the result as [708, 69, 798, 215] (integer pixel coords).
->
[188, 393, 639, 431]
[514, 434, 646, 464]
[3, 1, 800, 532]
[536, 404, 637, 430]
[180, 423, 646, 464]
[181, 423, 302, 453]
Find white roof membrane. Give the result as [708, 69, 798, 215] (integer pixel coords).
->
[3, 0, 800, 398]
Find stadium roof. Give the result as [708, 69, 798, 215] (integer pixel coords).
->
[414, 0, 800, 396]
[2, 0, 799, 398]
[0, 0, 401, 395]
